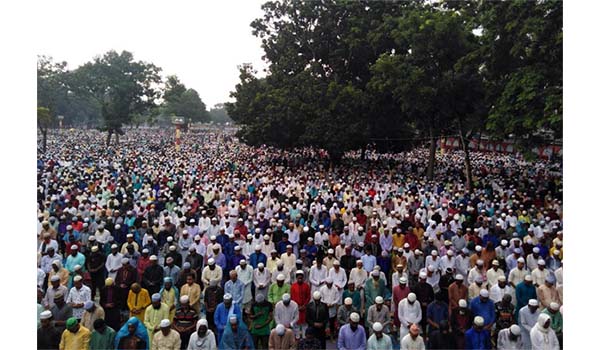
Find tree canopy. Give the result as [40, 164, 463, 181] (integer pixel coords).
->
[226, 0, 562, 166]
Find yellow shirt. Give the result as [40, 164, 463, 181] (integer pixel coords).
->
[145, 303, 171, 338]
[59, 326, 91, 350]
[180, 283, 201, 314]
[161, 288, 177, 322]
[392, 234, 405, 249]
[152, 329, 181, 350]
[128, 289, 151, 322]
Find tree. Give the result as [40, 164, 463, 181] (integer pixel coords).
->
[162, 75, 209, 124]
[369, 7, 485, 182]
[208, 103, 233, 124]
[69, 50, 162, 145]
[37, 107, 54, 153]
[465, 0, 562, 148]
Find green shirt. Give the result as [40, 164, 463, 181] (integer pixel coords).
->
[542, 309, 563, 334]
[90, 327, 116, 350]
[268, 283, 291, 305]
[250, 302, 273, 336]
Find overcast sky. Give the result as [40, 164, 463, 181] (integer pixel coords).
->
[36, 0, 268, 108]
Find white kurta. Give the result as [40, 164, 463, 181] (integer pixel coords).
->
[236, 265, 254, 305]
[397, 299, 422, 340]
[253, 268, 271, 299]
[530, 325, 560, 350]
[105, 252, 123, 279]
[489, 284, 516, 305]
[319, 285, 341, 317]
[328, 267, 347, 303]
[519, 307, 541, 349]
[309, 265, 328, 293]
[349, 268, 368, 289]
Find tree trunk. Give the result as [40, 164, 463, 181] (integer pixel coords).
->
[106, 129, 113, 146]
[457, 118, 473, 191]
[361, 145, 367, 161]
[461, 136, 473, 191]
[42, 128, 47, 153]
[115, 133, 120, 145]
[426, 128, 436, 180]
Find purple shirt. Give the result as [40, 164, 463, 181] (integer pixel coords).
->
[337, 324, 367, 350]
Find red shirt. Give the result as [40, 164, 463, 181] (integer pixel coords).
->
[290, 281, 311, 324]
[393, 285, 411, 327]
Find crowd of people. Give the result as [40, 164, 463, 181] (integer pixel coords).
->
[36, 127, 563, 350]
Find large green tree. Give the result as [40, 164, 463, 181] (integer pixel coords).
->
[70, 50, 162, 145]
[162, 75, 209, 124]
[369, 6, 486, 183]
[209, 103, 233, 124]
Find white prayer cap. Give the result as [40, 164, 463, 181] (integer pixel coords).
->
[510, 325, 521, 336]
[480, 289, 489, 298]
[223, 293, 232, 301]
[550, 302, 560, 311]
[276, 324, 286, 336]
[258, 263, 265, 268]
[180, 295, 190, 304]
[356, 260, 363, 264]
[111, 244, 118, 249]
[404, 243, 410, 248]
[476, 259, 484, 266]
[501, 240, 508, 246]
[419, 271, 427, 279]
[344, 297, 353, 305]
[474, 316, 485, 326]
[235, 246, 242, 251]
[71, 244, 78, 250]
[40, 310, 53, 320]
[458, 299, 467, 308]
[303, 227, 309, 232]
[208, 258, 215, 265]
[498, 275, 507, 282]
[372, 322, 383, 332]
[399, 277, 408, 284]
[89, 235, 96, 241]
[210, 235, 217, 240]
[282, 293, 291, 302]
[149, 255, 158, 261]
[524, 275, 533, 281]
[121, 258, 129, 264]
[372, 270, 380, 277]
[375, 296, 384, 304]
[427, 265, 435, 272]
[431, 250, 438, 256]
[533, 247, 540, 253]
[327, 248, 334, 254]
[415, 249, 422, 255]
[528, 299, 539, 307]
[264, 235, 270, 240]
[455, 274, 464, 281]
[408, 293, 417, 302]
[142, 248, 149, 254]
[160, 319, 171, 328]
[313, 291, 321, 300]
[538, 259, 546, 265]
[447, 250, 454, 256]
[475, 245, 482, 252]
[67, 225, 73, 230]
[492, 260, 499, 266]
[50, 275, 60, 282]
[350, 312, 360, 322]
[277, 274, 285, 281]
[166, 236, 173, 242]
[517, 257, 525, 263]
[73, 275, 82, 282]
[115, 224, 121, 229]
[319, 225, 324, 229]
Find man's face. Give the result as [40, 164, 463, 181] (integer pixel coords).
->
[41, 318, 51, 328]
[224, 299, 232, 308]
[186, 276, 194, 285]
[68, 324, 79, 333]
[350, 320, 358, 331]
[128, 324, 136, 335]
[198, 325, 207, 337]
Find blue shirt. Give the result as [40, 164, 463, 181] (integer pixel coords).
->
[469, 297, 495, 327]
[361, 254, 377, 273]
[337, 324, 367, 350]
[427, 301, 449, 325]
[464, 327, 491, 349]
[214, 303, 242, 332]
[224, 279, 245, 306]
[249, 252, 267, 269]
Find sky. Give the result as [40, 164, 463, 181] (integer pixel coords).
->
[36, 0, 268, 109]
